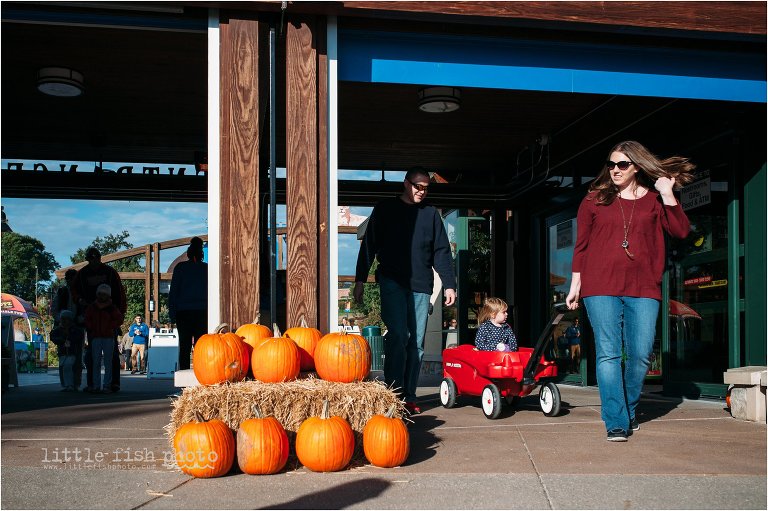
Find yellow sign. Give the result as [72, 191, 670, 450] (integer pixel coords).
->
[699, 279, 727, 289]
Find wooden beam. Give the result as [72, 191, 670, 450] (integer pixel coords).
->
[317, 18, 330, 332]
[145, 245, 152, 323]
[219, 14, 263, 327]
[152, 243, 160, 325]
[340, 1, 767, 35]
[286, 14, 320, 329]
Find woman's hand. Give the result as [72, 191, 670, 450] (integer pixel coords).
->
[565, 272, 581, 310]
[565, 290, 580, 310]
[655, 176, 679, 205]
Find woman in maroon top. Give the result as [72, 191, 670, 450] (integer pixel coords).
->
[565, 141, 695, 442]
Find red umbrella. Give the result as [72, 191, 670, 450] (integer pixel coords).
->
[1, 293, 39, 318]
[669, 299, 701, 320]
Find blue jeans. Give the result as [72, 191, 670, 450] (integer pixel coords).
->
[379, 275, 430, 402]
[91, 337, 114, 391]
[583, 296, 659, 433]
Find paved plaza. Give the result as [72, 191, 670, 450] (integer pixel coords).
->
[1, 370, 765, 509]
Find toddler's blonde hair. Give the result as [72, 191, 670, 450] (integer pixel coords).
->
[477, 297, 508, 325]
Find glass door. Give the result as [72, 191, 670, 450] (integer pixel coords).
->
[665, 167, 740, 397]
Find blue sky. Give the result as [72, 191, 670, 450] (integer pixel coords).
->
[2, 197, 208, 275]
[2, 161, 398, 281]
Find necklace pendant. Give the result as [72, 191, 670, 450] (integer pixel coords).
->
[621, 240, 629, 249]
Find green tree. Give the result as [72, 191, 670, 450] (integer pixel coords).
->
[1, 233, 59, 301]
[71, 231, 145, 331]
[350, 260, 383, 328]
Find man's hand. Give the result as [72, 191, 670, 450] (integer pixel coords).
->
[444, 288, 456, 306]
[353, 281, 365, 304]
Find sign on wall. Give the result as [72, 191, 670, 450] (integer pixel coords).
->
[681, 177, 712, 211]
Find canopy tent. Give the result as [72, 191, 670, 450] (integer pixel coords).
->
[1, 293, 48, 389]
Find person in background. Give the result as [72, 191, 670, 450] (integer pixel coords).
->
[50, 310, 85, 391]
[72, 247, 126, 392]
[119, 330, 133, 371]
[353, 167, 456, 415]
[340, 317, 350, 332]
[566, 140, 694, 442]
[474, 297, 518, 352]
[448, 318, 458, 330]
[565, 318, 582, 374]
[169, 237, 208, 371]
[129, 315, 149, 374]
[84, 284, 123, 393]
[51, 269, 78, 327]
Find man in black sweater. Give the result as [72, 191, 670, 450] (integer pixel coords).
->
[354, 167, 456, 414]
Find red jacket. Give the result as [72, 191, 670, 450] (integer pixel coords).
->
[84, 300, 123, 338]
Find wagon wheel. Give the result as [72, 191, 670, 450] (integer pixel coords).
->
[539, 382, 561, 417]
[481, 384, 503, 419]
[440, 378, 457, 408]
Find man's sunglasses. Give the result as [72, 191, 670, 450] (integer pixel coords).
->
[408, 179, 429, 192]
[606, 160, 634, 171]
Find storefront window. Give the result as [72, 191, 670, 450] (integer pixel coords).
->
[668, 170, 733, 384]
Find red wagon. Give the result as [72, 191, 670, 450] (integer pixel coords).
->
[440, 306, 567, 419]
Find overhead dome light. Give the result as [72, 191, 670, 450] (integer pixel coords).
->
[37, 67, 84, 97]
[418, 86, 461, 113]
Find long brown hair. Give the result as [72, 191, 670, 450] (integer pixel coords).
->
[589, 141, 696, 205]
[477, 297, 508, 325]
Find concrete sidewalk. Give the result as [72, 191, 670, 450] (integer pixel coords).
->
[1, 371, 765, 509]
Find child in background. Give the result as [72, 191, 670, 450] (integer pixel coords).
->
[474, 297, 518, 352]
[84, 284, 123, 393]
[50, 310, 85, 391]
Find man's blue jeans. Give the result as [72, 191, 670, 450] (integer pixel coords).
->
[379, 275, 430, 402]
[583, 296, 659, 432]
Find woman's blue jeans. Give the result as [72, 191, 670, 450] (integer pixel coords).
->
[583, 296, 659, 433]
[379, 275, 430, 402]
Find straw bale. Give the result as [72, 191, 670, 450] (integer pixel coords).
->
[166, 376, 407, 464]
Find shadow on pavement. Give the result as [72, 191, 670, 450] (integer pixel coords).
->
[261, 477, 391, 509]
[1, 373, 177, 414]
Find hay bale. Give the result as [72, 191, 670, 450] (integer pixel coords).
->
[166, 376, 406, 464]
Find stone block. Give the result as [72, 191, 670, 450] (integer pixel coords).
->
[724, 366, 767, 423]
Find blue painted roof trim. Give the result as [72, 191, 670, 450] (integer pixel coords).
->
[339, 30, 766, 103]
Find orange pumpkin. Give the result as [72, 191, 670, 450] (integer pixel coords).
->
[283, 317, 322, 371]
[251, 326, 301, 383]
[236, 406, 289, 475]
[363, 404, 410, 468]
[314, 331, 371, 383]
[174, 411, 235, 478]
[235, 315, 273, 352]
[296, 400, 354, 472]
[192, 324, 250, 385]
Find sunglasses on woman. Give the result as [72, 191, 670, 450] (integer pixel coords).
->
[606, 160, 634, 171]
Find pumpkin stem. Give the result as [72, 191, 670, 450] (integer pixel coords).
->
[252, 405, 263, 419]
[215, 323, 230, 334]
[321, 399, 330, 419]
[193, 410, 207, 422]
[385, 404, 396, 418]
[300, 317, 308, 328]
[273, 323, 282, 337]
[255, 312, 261, 324]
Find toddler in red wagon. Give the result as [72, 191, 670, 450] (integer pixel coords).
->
[474, 297, 518, 352]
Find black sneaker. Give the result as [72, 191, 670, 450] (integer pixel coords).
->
[607, 428, 628, 442]
[630, 417, 640, 431]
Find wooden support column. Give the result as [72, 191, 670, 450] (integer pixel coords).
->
[286, 15, 327, 329]
[145, 245, 152, 324]
[219, 15, 264, 328]
[152, 243, 160, 325]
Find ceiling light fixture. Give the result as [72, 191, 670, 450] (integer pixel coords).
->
[418, 86, 461, 113]
[37, 67, 85, 97]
